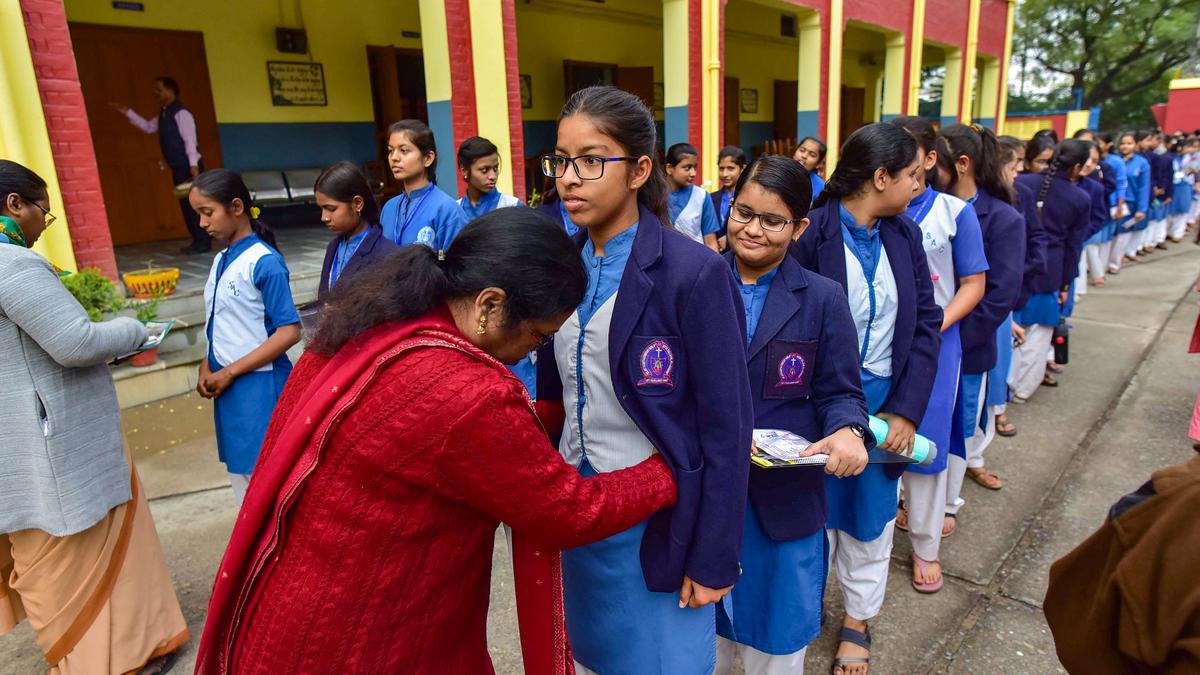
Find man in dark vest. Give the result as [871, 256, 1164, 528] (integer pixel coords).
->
[112, 76, 211, 253]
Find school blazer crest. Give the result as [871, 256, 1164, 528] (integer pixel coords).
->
[537, 204, 755, 592]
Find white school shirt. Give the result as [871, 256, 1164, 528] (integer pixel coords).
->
[914, 190, 968, 308]
[672, 186, 709, 243]
[844, 243, 900, 378]
[204, 241, 277, 372]
[555, 293, 655, 473]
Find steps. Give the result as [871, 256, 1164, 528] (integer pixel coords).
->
[112, 270, 319, 409]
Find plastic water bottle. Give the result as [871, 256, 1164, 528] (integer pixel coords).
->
[868, 415, 937, 466]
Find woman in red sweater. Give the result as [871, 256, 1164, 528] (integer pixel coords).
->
[195, 208, 677, 675]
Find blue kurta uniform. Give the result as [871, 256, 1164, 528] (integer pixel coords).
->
[668, 185, 720, 243]
[716, 253, 870, 655]
[457, 189, 522, 220]
[380, 183, 469, 250]
[204, 234, 300, 475]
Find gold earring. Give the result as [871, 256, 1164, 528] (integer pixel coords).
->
[476, 315, 488, 335]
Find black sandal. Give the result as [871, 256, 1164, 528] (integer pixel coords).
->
[832, 625, 871, 674]
[138, 650, 181, 675]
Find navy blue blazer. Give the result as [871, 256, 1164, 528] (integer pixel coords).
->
[536, 205, 754, 591]
[1147, 151, 1174, 196]
[1015, 172, 1090, 295]
[710, 189, 731, 238]
[788, 198, 942, 479]
[726, 251, 873, 541]
[317, 224, 400, 300]
[960, 188, 1027, 374]
[1014, 181, 1049, 309]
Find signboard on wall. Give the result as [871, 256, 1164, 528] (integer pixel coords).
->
[267, 61, 327, 106]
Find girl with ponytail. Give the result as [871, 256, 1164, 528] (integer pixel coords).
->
[886, 117, 988, 595]
[536, 85, 753, 674]
[792, 123, 943, 673]
[190, 168, 301, 504]
[1011, 140, 1092, 403]
[196, 209, 679, 674]
[937, 124, 1031, 520]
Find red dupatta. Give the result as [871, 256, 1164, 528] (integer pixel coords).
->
[194, 312, 572, 675]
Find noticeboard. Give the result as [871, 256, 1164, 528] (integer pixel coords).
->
[267, 61, 327, 107]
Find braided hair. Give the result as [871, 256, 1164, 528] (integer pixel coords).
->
[1035, 139, 1091, 219]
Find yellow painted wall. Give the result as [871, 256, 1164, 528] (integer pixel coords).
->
[515, 0, 663, 121]
[1, 0, 76, 271]
[63, 0, 421, 123]
[725, 1, 799, 123]
[1004, 117, 1053, 141]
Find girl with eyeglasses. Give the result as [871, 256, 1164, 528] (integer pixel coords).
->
[789, 123, 943, 675]
[379, 119, 469, 252]
[887, 117, 987, 594]
[535, 85, 753, 674]
[714, 155, 870, 674]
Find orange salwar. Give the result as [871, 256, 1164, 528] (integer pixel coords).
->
[0, 464, 188, 674]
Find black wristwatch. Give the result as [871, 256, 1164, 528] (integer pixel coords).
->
[845, 423, 866, 439]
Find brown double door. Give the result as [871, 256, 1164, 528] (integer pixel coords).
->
[70, 23, 223, 246]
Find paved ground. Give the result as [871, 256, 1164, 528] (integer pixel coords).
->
[3, 243, 1198, 674]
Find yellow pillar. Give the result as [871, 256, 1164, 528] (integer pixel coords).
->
[883, 33, 906, 119]
[996, 0, 1016, 135]
[826, 0, 845, 171]
[467, 0, 514, 195]
[907, 0, 927, 115]
[0, 0, 77, 271]
[701, 0, 721, 190]
[960, 0, 981, 122]
[796, 12, 822, 139]
[940, 47, 962, 127]
[976, 57, 1001, 129]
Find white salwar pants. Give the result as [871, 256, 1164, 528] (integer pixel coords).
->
[229, 472, 251, 507]
[947, 375, 993, 515]
[1110, 232, 1132, 270]
[827, 521, 896, 622]
[900, 470, 949, 561]
[1012, 324, 1054, 400]
[1170, 213, 1189, 240]
[716, 639, 806, 675]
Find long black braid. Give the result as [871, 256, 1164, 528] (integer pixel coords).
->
[1036, 139, 1091, 220]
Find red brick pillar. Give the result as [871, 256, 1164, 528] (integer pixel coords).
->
[20, 0, 118, 279]
[501, 0, 526, 200]
[445, 0, 478, 198]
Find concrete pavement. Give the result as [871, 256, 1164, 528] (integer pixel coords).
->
[3, 244, 1198, 674]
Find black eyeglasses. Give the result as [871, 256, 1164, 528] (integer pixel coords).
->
[540, 154, 636, 180]
[30, 201, 56, 227]
[729, 203, 796, 232]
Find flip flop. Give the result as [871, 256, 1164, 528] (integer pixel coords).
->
[995, 417, 1017, 437]
[942, 513, 957, 538]
[138, 650, 181, 675]
[831, 626, 871, 675]
[1042, 375, 1058, 387]
[911, 552, 944, 593]
[967, 468, 1004, 490]
[1046, 363, 1065, 374]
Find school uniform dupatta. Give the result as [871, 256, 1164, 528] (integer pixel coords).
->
[194, 313, 573, 675]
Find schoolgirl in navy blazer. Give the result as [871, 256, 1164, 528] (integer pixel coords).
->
[732, 250, 873, 540]
[316, 224, 399, 300]
[1014, 171, 1091, 297]
[790, 197, 943, 478]
[959, 188, 1026, 374]
[537, 203, 754, 592]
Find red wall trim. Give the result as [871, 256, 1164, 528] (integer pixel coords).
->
[500, 0, 526, 200]
[688, 0, 703, 181]
[445, 0, 477, 197]
[19, 0, 118, 278]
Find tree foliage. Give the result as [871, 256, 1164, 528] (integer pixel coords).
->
[1015, 0, 1200, 127]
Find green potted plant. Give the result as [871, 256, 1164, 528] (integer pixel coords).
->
[129, 297, 161, 367]
[62, 268, 124, 321]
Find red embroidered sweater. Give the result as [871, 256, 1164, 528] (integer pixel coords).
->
[221, 329, 675, 674]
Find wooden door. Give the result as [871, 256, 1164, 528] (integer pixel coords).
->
[774, 80, 798, 141]
[724, 76, 740, 147]
[70, 23, 222, 246]
[367, 46, 426, 196]
[614, 66, 655, 111]
[840, 86, 867, 141]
